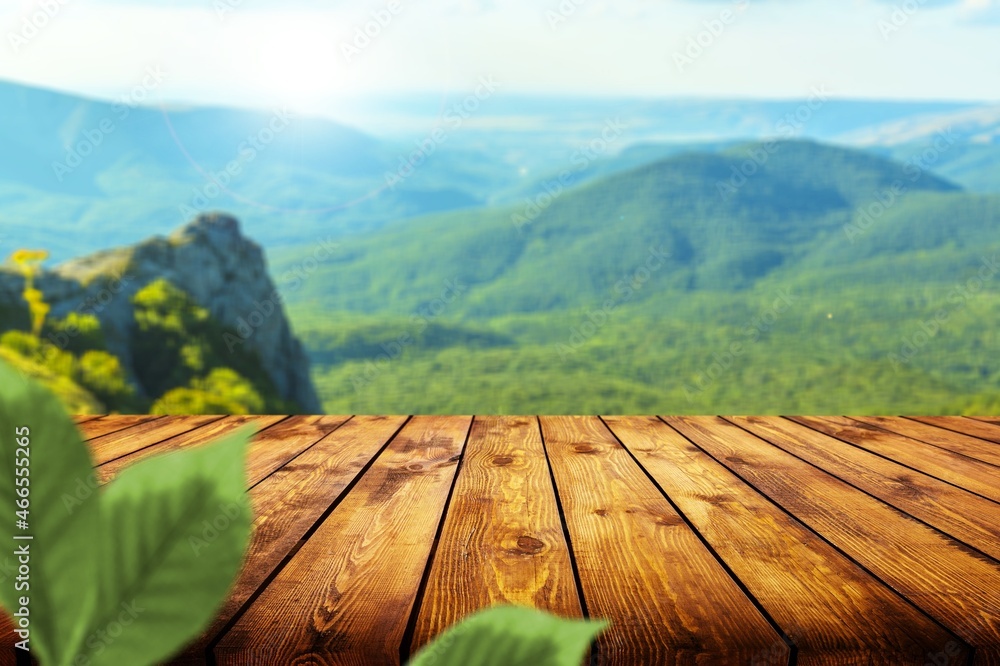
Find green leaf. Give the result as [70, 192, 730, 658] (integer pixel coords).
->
[0, 360, 101, 665]
[75, 430, 252, 666]
[408, 606, 609, 666]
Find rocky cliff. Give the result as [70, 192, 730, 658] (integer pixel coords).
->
[0, 213, 321, 413]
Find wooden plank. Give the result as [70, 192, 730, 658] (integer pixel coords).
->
[169, 416, 409, 665]
[73, 414, 101, 424]
[666, 416, 1000, 662]
[851, 416, 1000, 468]
[77, 414, 162, 440]
[605, 416, 962, 664]
[970, 416, 1000, 428]
[0, 617, 15, 665]
[731, 417, 1000, 565]
[215, 416, 470, 666]
[243, 415, 353, 487]
[411, 417, 585, 658]
[791, 416, 1000, 503]
[87, 415, 223, 465]
[540, 416, 783, 665]
[910, 416, 1000, 445]
[96, 415, 286, 485]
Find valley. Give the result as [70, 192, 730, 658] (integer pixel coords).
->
[2, 79, 999, 415]
[273, 142, 1000, 414]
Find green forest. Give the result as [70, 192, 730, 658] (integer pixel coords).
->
[3, 141, 999, 415]
[279, 142, 1000, 415]
[0, 277, 293, 415]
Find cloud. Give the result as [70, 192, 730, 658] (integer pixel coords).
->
[957, 0, 1000, 22]
[861, 0, 1000, 23]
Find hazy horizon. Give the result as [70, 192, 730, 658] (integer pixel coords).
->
[2, 0, 998, 119]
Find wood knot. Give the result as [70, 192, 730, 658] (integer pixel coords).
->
[407, 463, 424, 471]
[492, 456, 514, 466]
[655, 514, 683, 527]
[594, 509, 608, 517]
[515, 536, 545, 554]
[573, 444, 597, 454]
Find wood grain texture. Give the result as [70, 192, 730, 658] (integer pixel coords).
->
[8, 415, 1000, 665]
[87, 415, 222, 465]
[730, 416, 1000, 561]
[540, 416, 783, 665]
[909, 416, 1000, 445]
[95, 415, 286, 485]
[605, 416, 958, 665]
[242, 415, 352, 487]
[215, 416, 470, 666]
[851, 416, 1000, 468]
[170, 416, 406, 665]
[667, 416, 998, 663]
[0, 619, 14, 666]
[411, 417, 585, 658]
[791, 416, 1000, 503]
[76, 414, 162, 440]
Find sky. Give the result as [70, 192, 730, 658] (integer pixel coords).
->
[0, 0, 997, 114]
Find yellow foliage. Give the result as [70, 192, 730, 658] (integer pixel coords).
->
[11, 249, 49, 267]
[9, 249, 50, 337]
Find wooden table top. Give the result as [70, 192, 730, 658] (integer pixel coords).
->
[5, 415, 1000, 665]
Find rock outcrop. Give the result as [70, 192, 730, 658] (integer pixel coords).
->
[0, 213, 322, 412]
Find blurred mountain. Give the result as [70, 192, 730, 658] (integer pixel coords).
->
[4, 80, 999, 263]
[267, 140, 1000, 415]
[0, 80, 497, 260]
[277, 140, 965, 316]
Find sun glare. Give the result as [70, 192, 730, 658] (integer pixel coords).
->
[245, 29, 343, 113]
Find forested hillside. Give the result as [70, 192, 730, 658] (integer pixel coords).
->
[274, 141, 1000, 414]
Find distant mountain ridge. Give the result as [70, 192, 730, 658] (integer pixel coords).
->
[266, 140, 1000, 415]
[4, 78, 1000, 264]
[0, 79, 496, 261]
[276, 140, 967, 317]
